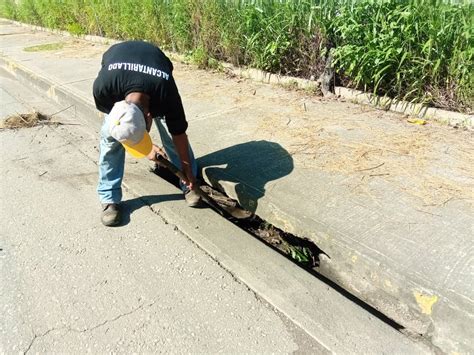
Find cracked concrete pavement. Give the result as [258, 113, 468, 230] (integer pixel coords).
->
[0, 68, 324, 353]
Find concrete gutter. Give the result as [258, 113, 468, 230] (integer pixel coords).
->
[1, 19, 473, 354]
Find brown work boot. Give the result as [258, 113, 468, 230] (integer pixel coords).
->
[184, 189, 202, 208]
[101, 203, 121, 226]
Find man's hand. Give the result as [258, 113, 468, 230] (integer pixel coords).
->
[181, 162, 196, 190]
[147, 144, 168, 164]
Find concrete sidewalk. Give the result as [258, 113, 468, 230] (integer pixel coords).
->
[1, 20, 472, 353]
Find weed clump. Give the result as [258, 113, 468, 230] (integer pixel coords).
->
[1, 112, 52, 129]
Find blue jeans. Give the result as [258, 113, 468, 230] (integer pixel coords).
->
[97, 115, 198, 204]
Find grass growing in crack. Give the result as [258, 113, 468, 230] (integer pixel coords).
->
[24, 42, 65, 52]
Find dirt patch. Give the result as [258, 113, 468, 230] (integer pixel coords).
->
[31, 39, 104, 59]
[51, 39, 104, 58]
[1, 111, 55, 129]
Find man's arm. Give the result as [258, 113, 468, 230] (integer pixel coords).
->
[171, 132, 196, 190]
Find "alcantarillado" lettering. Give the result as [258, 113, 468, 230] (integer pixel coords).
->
[108, 62, 170, 80]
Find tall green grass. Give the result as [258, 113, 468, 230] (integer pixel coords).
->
[330, 1, 473, 110]
[1, 0, 472, 112]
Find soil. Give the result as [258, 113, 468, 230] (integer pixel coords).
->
[234, 215, 322, 269]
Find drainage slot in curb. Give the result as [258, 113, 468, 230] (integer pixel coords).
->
[151, 164, 408, 333]
[151, 164, 325, 269]
[233, 214, 324, 269]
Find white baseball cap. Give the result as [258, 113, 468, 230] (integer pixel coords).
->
[108, 100, 152, 158]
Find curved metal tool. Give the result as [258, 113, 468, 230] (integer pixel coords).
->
[155, 154, 253, 220]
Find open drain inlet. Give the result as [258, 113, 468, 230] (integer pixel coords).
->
[152, 165, 408, 333]
[233, 214, 324, 269]
[151, 164, 325, 268]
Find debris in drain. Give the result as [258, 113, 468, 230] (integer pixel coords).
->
[200, 185, 239, 208]
[151, 164, 324, 269]
[234, 215, 323, 268]
[1, 111, 57, 129]
[151, 163, 181, 188]
[151, 163, 252, 219]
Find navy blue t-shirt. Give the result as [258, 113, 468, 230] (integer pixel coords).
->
[93, 41, 187, 135]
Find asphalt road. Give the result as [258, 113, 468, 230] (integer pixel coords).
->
[0, 68, 324, 353]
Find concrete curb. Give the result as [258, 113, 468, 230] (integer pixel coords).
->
[335, 87, 473, 130]
[218, 66, 473, 130]
[1, 56, 100, 129]
[4, 18, 472, 130]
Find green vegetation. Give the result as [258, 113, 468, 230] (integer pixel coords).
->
[24, 42, 65, 52]
[1, 0, 472, 112]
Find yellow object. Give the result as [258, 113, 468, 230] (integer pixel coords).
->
[414, 292, 438, 315]
[407, 118, 427, 125]
[122, 131, 152, 158]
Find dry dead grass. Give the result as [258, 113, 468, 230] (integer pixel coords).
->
[1, 111, 55, 129]
[257, 107, 474, 207]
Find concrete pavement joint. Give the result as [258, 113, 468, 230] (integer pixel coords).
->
[138, 192, 279, 313]
[137, 196, 335, 351]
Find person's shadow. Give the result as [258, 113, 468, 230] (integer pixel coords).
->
[198, 140, 294, 213]
[119, 140, 293, 225]
[119, 193, 183, 226]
